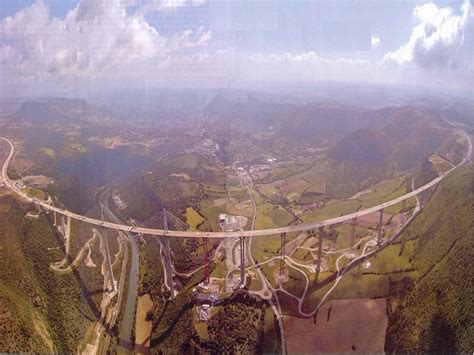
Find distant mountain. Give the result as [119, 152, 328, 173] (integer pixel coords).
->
[205, 93, 294, 131]
[322, 128, 393, 192]
[319, 105, 454, 195]
[10, 98, 88, 123]
[328, 128, 389, 166]
[378, 106, 448, 170]
[441, 101, 474, 131]
[205, 94, 455, 154]
[385, 164, 474, 352]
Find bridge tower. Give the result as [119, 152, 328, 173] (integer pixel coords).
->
[279, 233, 286, 281]
[163, 208, 168, 233]
[377, 209, 384, 246]
[203, 238, 209, 285]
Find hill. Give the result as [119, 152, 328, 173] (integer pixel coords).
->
[11, 98, 88, 123]
[378, 106, 448, 170]
[110, 153, 226, 223]
[205, 95, 450, 160]
[0, 195, 103, 352]
[385, 163, 474, 352]
[328, 128, 390, 167]
[322, 105, 455, 196]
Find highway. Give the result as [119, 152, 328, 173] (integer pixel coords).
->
[0, 131, 471, 239]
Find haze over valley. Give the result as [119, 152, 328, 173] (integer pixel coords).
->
[1, 0, 473, 353]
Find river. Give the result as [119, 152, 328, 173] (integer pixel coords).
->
[118, 235, 140, 350]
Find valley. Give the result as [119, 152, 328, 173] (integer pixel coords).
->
[0, 91, 473, 353]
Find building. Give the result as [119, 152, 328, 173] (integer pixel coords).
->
[219, 214, 227, 225]
[195, 292, 214, 306]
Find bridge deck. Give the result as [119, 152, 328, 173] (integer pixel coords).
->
[1, 134, 471, 239]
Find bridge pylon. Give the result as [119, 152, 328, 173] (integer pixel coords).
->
[163, 208, 168, 234]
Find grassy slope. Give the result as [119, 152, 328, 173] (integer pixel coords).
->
[385, 163, 474, 353]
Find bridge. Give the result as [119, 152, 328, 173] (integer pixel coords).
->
[1, 133, 471, 239]
[0, 129, 472, 296]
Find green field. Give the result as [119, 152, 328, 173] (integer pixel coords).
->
[300, 199, 361, 223]
[37, 147, 55, 158]
[185, 206, 205, 231]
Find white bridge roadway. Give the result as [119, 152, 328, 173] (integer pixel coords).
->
[1, 131, 471, 239]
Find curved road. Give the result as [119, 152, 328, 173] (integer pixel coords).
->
[1, 130, 471, 239]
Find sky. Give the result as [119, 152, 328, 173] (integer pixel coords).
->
[1, 0, 473, 98]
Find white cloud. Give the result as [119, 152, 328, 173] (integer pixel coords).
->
[384, 0, 473, 69]
[138, 0, 207, 14]
[0, 0, 472, 95]
[240, 51, 376, 85]
[371, 35, 381, 49]
[168, 26, 212, 50]
[0, 0, 217, 89]
[0, 0, 166, 79]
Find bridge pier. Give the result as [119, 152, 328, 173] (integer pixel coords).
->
[61, 215, 66, 235]
[377, 209, 384, 246]
[163, 238, 175, 299]
[162, 210, 175, 299]
[103, 227, 116, 293]
[350, 217, 357, 247]
[315, 227, 324, 283]
[239, 237, 245, 286]
[401, 199, 406, 225]
[203, 238, 209, 285]
[279, 233, 286, 281]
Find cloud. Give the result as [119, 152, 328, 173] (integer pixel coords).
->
[0, 0, 167, 79]
[240, 51, 377, 85]
[384, 0, 473, 69]
[0, 0, 217, 88]
[138, 0, 207, 14]
[371, 35, 381, 49]
[168, 26, 212, 50]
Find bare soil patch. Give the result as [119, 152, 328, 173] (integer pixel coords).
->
[284, 298, 388, 353]
[134, 294, 153, 352]
[281, 178, 308, 195]
[356, 211, 392, 228]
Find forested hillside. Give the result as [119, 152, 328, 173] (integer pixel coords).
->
[0, 196, 102, 352]
[385, 164, 474, 352]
